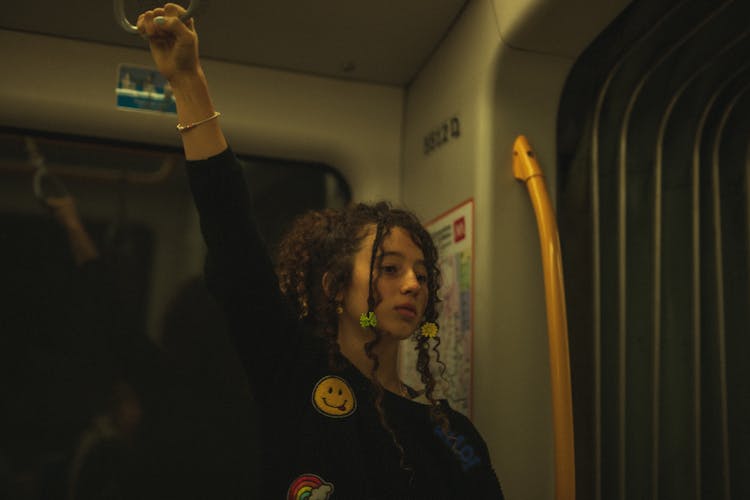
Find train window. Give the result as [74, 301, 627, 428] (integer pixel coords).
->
[0, 128, 349, 498]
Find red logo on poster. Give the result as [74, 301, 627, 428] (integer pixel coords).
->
[453, 216, 466, 243]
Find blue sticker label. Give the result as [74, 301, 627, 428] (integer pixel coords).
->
[116, 64, 176, 114]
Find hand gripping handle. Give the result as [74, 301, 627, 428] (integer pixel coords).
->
[114, 0, 199, 34]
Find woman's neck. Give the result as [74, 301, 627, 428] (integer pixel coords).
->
[337, 328, 403, 395]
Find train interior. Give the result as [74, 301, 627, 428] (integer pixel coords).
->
[1, 1, 748, 499]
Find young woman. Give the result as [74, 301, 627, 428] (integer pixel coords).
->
[138, 5, 504, 498]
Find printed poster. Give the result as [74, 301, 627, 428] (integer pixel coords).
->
[400, 199, 473, 417]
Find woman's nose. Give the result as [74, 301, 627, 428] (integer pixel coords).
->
[401, 271, 421, 293]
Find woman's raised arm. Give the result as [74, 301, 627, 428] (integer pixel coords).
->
[137, 3, 227, 160]
[137, 4, 301, 397]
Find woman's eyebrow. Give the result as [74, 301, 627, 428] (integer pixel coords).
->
[380, 251, 404, 258]
[380, 251, 426, 266]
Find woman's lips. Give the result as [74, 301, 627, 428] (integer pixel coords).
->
[395, 305, 417, 319]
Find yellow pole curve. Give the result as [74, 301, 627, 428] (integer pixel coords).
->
[512, 134, 576, 500]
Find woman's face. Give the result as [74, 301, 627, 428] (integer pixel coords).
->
[340, 225, 429, 341]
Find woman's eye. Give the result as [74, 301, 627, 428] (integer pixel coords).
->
[381, 265, 398, 274]
[416, 274, 428, 284]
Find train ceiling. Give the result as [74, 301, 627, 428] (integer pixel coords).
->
[0, 0, 468, 86]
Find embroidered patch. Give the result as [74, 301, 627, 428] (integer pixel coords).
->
[311, 375, 356, 418]
[287, 473, 334, 500]
[434, 425, 482, 471]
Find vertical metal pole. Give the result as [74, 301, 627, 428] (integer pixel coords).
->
[711, 84, 749, 500]
[652, 124, 663, 500]
[591, 93, 603, 500]
[690, 67, 747, 500]
[692, 108, 703, 500]
[746, 141, 750, 311]
[652, 34, 749, 500]
[711, 107, 730, 500]
[616, 106, 628, 500]
[591, 6, 688, 498]
[513, 135, 576, 500]
[616, 7, 732, 499]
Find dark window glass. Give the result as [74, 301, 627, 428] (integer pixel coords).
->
[0, 128, 350, 499]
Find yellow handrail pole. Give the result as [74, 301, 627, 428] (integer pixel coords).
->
[512, 135, 576, 500]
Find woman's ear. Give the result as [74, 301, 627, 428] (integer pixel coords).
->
[322, 272, 334, 298]
[322, 272, 343, 301]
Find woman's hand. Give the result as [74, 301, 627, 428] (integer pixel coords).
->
[136, 3, 200, 84]
[137, 2, 227, 159]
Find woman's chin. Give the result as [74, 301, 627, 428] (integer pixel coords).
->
[380, 326, 417, 342]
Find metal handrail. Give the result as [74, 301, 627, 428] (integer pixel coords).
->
[114, 0, 199, 34]
[16, 136, 176, 188]
[512, 135, 576, 500]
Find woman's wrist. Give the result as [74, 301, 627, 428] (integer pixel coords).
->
[168, 66, 207, 94]
[169, 67, 217, 127]
[168, 67, 228, 160]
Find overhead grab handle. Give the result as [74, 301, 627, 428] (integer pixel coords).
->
[114, 0, 199, 34]
[25, 137, 69, 202]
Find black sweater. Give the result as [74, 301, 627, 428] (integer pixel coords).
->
[186, 148, 504, 499]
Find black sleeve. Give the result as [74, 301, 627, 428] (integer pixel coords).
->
[473, 434, 505, 499]
[452, 412, 505, 499]
[185, 147, 300, 400]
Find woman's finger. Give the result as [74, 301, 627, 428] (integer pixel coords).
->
[137, 10, 165, 40]
[164, 2, 187, 17]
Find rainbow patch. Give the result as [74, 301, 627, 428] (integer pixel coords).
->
[287, 473, 334, 500]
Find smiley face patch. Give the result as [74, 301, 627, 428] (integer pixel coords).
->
[311, 375, 356, 418]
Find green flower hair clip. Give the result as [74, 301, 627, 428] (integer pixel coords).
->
[359, 311, 378, 328]
[420, 322, 439, 338]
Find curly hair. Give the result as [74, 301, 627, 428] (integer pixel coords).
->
[276, 201, 450, 468]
